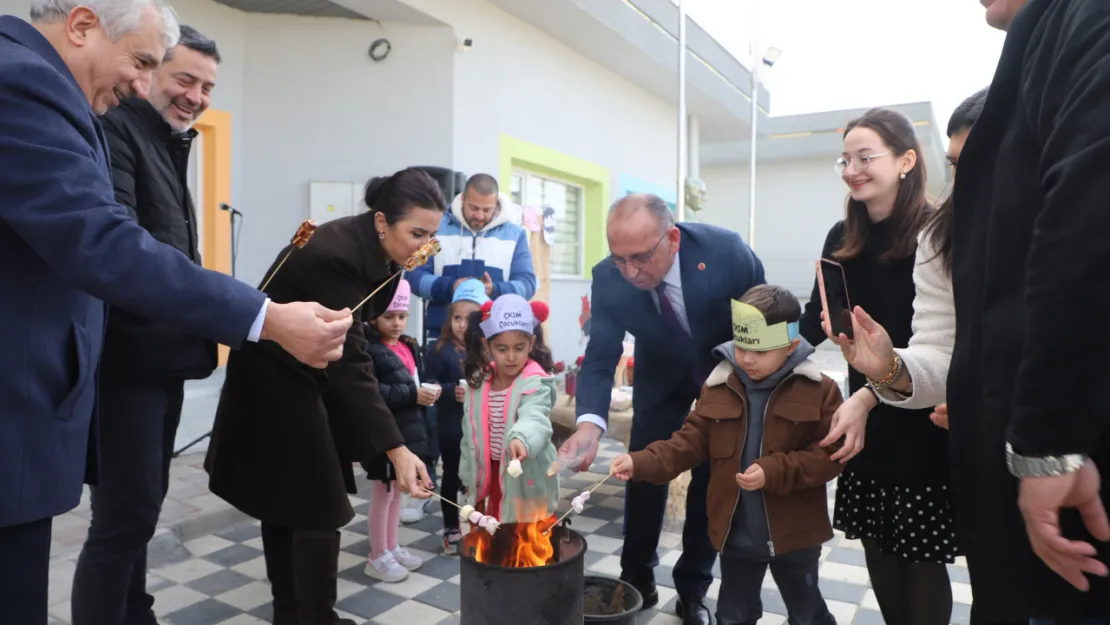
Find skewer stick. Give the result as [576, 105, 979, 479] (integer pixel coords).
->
[350, 238, 441, 313]
[351, 271, 402, 314]
[543, 472, 615, 535]
[260, 220, 316, 292]
[259, 250, 293, 291]
[423, 489, 463, 510]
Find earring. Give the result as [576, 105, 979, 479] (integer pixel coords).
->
[900, 172, 907, 179]
[378, 230, 385, 239]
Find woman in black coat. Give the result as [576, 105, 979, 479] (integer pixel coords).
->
[204, 168, 446, 625]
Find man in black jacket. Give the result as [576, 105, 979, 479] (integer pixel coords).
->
[948, 0, 1110, 622]
[70, 26, 227, 625]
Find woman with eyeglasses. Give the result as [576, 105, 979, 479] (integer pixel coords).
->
[797, 108, 954, 625]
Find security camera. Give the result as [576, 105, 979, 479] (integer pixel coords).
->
[457, 37, 473, 52]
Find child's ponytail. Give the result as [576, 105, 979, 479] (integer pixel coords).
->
[529, 322, 555, 374]
[462, 308, 488, 387]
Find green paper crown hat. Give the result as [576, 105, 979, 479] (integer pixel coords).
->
[731, 300, 801, 352]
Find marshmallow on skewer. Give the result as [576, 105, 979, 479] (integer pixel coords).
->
[579, 491, 591, 502]
[468, 511, 483, 525]
[570, 497, 584, 514]
[485, 519, 500, 534]
[477, 515, 490, 528]
[460, 505, 475, 520]
[506, 458, 523, 478]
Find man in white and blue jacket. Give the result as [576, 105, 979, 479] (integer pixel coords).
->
[407, 174, 536, 339]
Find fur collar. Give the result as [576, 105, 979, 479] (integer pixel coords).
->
[704, 358, 823, 388]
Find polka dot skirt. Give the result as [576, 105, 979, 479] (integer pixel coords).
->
[832, 468, 959, 564]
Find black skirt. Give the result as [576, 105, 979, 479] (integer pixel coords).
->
[832, 467, 959, 564]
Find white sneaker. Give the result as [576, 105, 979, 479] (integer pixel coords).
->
[364, 552, 408, 582]
[390, 546, 423, 571]
[398, 493, 427, 524]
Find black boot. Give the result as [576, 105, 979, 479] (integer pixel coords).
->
[292, 529, 355, 625]
[261, 523, 299, 625]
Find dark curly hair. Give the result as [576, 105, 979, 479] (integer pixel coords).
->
[462, 311, 554, 386]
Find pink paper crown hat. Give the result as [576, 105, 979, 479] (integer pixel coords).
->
[386, 279, 411, 313]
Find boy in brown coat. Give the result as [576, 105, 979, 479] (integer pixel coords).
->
[612, 285, 844, 625]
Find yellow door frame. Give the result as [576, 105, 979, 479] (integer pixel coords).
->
[193, 109, 233, 365]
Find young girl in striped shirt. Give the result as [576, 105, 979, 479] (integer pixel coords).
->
[459, 294, 560, 523]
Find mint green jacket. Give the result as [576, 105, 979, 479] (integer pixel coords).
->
[459, 360, 560, 523]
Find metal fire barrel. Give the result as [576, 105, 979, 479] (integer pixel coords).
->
[459, 523, 586, 625]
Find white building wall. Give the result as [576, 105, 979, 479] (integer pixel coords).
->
[399, 0, 679, 363]
[399, 0, 678, 188]
[700, 160, 850, 296]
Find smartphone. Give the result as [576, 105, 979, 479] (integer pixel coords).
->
[458, 258, 487, 279]
[816, 259, 853, 340]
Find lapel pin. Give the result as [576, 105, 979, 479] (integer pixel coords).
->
[698, 262, 706, 270]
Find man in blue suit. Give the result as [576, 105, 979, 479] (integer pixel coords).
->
[0, 4, 352, 623]
[559, 194, 765, 625]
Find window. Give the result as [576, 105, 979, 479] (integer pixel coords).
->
[513, 170, 584, 276]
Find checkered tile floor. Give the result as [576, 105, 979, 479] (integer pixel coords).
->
[50, 440, 974, 624]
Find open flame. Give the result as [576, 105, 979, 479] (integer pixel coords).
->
[466, 502, 557, 568]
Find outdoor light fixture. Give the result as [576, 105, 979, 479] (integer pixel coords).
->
[763, 46, 783, 67]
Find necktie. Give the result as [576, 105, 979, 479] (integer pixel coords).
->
[655, 282, 689, 338]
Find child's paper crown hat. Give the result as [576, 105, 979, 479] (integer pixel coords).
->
[731, 300, 800, 352]
[386, 279, 411, 313]
[478, 294, 549, 337]
[452, 279, 490, 306]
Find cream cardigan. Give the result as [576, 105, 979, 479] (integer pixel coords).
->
[876, 233, 954, 409]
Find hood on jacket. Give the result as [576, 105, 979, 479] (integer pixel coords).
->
[450, 191, 518, 234]
[705, 338, 822, 388]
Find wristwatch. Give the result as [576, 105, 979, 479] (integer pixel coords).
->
[1005, 443, 1087, 478]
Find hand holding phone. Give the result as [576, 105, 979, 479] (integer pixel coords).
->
[816, 259, 853, 341]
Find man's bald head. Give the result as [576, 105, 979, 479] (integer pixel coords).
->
[608, 193, 675, 232]
[606, 194, 680, 291]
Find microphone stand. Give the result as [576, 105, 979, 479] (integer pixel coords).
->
[172, 202, 242, 458]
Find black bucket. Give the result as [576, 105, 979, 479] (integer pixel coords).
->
[459, 523, 586, 625]
[583, 574, 643, 624]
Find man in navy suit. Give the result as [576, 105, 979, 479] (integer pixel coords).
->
[559, 194, 765, 625]
[0, 3, 353, 623]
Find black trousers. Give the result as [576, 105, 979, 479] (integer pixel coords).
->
[716, 546, 834, 625]
[621, 389, 717, 599]
[261, 523, 344, 625]
[71, 381, 184, 625]
[0, 517, 53, 625]
[439, 432, 463, 530]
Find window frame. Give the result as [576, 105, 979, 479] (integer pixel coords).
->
[511, 168, 586, 279]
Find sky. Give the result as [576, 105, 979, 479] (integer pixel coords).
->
[675, 0, 1007, 138]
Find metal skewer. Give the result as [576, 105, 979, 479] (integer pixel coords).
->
[543, 472, 615, 535]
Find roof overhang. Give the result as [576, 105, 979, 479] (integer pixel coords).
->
[211, 0, 443, 24]
[482, 0, 766, 142]
[700, 101, 951, 189]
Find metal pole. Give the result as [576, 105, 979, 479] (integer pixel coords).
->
[676, 0, 687, 222]
[748, 10, 759, 248]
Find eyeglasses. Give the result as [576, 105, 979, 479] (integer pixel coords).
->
[610, 232, 667, 270]
[834, 152, 890, 176]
